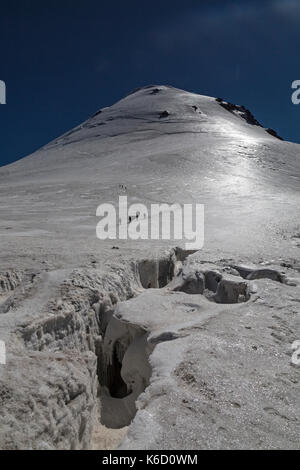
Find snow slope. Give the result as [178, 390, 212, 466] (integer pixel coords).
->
[1, 85, 299, 270]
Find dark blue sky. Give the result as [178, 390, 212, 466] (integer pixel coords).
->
[0, 0, 300, 166]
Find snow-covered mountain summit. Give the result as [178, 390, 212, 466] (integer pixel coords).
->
[46, 84, 283, 150]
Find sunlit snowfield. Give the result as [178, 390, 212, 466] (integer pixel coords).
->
[1, 86, 299, 270]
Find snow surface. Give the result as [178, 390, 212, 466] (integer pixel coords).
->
[0, 85, 299, 450]
[1, 85, 300, 270]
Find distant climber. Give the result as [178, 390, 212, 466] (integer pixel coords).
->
[159, 110, 170, 119]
